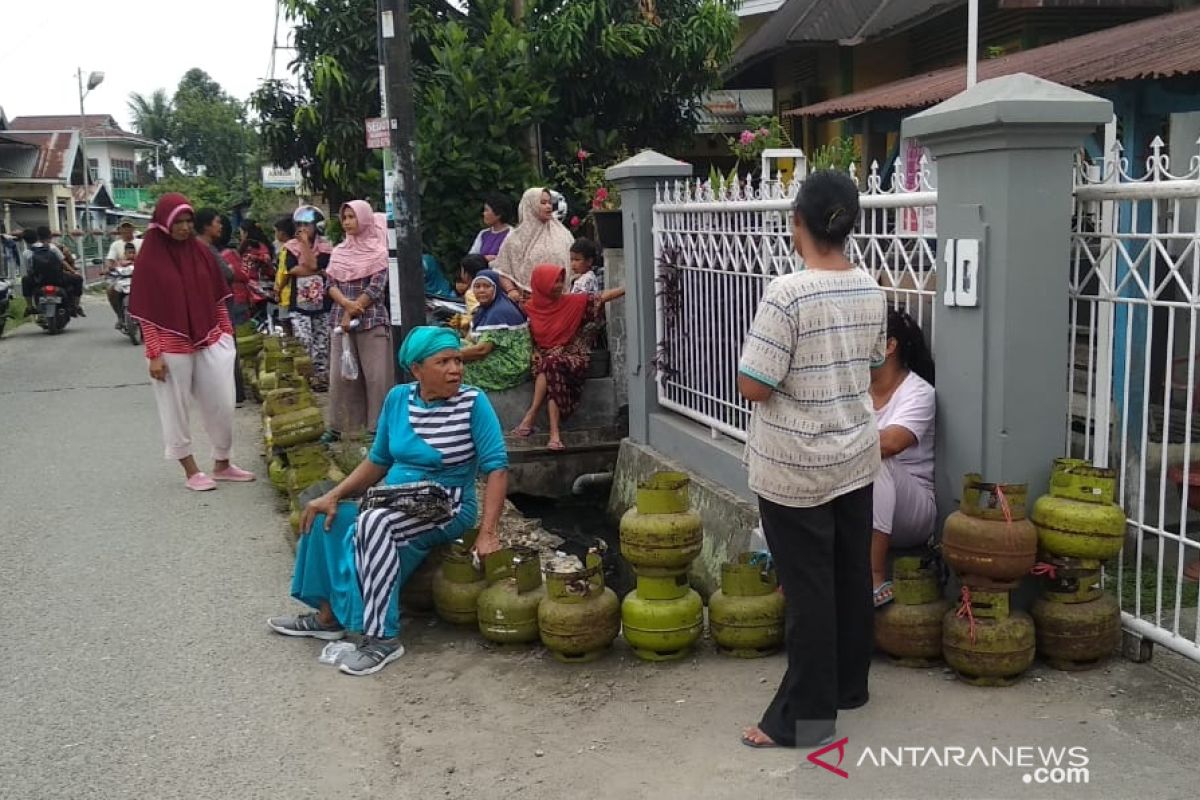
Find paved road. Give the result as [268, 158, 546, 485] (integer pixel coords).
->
[0, 299, 392, 799]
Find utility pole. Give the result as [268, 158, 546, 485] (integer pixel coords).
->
[376, 0, 427, 379]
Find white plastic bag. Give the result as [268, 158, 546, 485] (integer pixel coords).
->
[748, 523, 770, 557]
[336, 328, 360, 381]
[318, 641, 357, 666]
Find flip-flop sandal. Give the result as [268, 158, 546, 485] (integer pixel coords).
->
[740, 731, 781, 749]
[547, 440, 566, 451]
[873, 580, 894, 608]
[511, 426, 537, 437]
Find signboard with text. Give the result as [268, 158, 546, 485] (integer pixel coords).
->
[366, 117, 391, 150]
[261, 165, 301, 190]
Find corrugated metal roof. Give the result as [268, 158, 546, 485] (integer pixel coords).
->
[0, 130, 80, 181]
[732, 0, 963, 69]
[9, 114, 155, 146]
[789, 6, 1200, 117]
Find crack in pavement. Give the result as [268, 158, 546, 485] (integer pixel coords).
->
[0, 381, 148, 396]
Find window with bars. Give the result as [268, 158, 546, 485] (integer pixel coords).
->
[111, 159, 136, 187]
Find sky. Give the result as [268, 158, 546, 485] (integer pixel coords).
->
[2, 1, 294, 130]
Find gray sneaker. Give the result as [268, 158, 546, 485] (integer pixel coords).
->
[338, 637, 405, 676]
[267, 612, 345, 640]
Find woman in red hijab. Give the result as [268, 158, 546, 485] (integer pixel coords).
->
[513, 263, 624, 450]
[129, 193, 256, 491]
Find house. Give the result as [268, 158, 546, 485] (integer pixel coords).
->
[6, 114, 157, 226]
[787, 7, 1200, 175]
[718, 0, 1173, 168]
[0, 123, 86, 234]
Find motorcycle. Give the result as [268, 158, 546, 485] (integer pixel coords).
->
[0, 276, 11, 337]
[34, 284, 71, 335]
[112, 265, 140, 345]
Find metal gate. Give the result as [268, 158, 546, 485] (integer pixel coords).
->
[1068, 133, 1200, 662]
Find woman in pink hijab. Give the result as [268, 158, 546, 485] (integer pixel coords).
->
[324, 200, 393, 441]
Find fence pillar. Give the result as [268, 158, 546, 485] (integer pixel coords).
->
[607, 151, 692, 444]
[903, 73, 1111, 515]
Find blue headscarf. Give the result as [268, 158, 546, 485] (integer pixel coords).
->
[471, 269, 527, 332]
[398, 326, 461, 370]
[422, 254, 457, 299]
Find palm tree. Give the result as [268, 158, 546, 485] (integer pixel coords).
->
[127, 89, 173, 170]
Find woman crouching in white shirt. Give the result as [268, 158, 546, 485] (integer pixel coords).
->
[870, 308, 936, 607]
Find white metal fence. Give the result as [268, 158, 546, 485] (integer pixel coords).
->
[1069, 136, 1200, 661]
[652, 159, 938, 442]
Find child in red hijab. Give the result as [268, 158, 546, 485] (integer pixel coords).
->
[513, 263, 624, 450]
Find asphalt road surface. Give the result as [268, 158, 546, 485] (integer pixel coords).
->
[0, 299, 393, 799]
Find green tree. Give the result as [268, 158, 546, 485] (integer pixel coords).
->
[525, 0, 737, 159]
[250, 0, 383, 210]
[171, 69, 249, 184]
[127, 88, 173, 170]
[416, 7, 552, 263]
[148, 174, 234, 211]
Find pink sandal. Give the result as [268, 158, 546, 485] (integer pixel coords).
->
[186, 473, 217, 492]
[213, 465, 256, 482]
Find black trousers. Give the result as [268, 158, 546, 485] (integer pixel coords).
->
[757, 484, 874, 747]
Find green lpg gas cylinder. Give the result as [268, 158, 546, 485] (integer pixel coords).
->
[400, 546, 448, 615]
[1031, 592, 1120, 671]
[539, 552, 621, 663]
[433, 545, 488, 626]
[942, 589, 1035, 686]
[874, 558, 948, 666]
[477, 547, 545, 644]
[1032, 461, 1124, 561]
[942, 474, 1038, 588]
[619, 472, 703, 577]
[621, 574, 703, 662]
[708, 554, 784, 658]
[1036, 554, 1103, 604]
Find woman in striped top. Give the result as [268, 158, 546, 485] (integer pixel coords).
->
[128, 193, 256, 492]
[737, 171, 887, 750]
[269, 327, 509, 676]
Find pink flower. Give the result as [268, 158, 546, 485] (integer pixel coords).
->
[738, 130, 756, 145]
[569, 215, 581, 228]
[577, 149, 590, 161]
[758, 127, 770, 137]
[594, 187, 609, 203]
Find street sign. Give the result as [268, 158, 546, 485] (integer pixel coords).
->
[365, 117, 391, 150]
[262, 165, 301, 190]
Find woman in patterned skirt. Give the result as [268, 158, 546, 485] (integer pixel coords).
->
[512, 263, 624, 450]
[268, 327, 508, 676]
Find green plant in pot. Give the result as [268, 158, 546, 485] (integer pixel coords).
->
[586, 164, 624, 250]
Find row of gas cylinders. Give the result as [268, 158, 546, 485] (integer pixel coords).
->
[404, 473, 788, 663]
[242, 328, 344, 535]
[407, 544, 785, 664]
[876, 461, 1125, 685]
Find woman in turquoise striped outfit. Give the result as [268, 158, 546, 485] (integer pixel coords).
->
[268, 327, 508, 676]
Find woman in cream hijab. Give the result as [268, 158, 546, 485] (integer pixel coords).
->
[493, 187, 574, 300]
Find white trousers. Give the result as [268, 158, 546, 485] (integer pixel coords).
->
[151, 335, 236, 461]
[872, 457, 937, 548]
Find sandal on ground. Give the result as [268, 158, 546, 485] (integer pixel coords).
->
[186, 473, 217, 492]
[740, 727, 781, 749]
[873, 580, 894, 608]
[547, 439, 566, 451]
[511, 425, 537, 437]
[212, 465, 256, 482]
